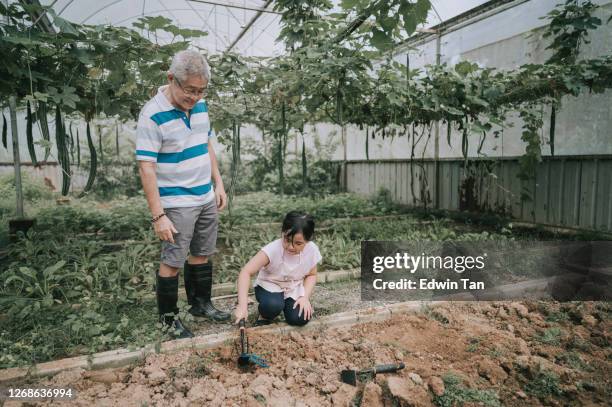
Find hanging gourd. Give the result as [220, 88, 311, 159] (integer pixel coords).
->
[55, 105, 71, 195]
[82, 121, 97, 194]
[26, 101, 37, 166]
[2, 112, 7, 149]
[37, 101, 51, 161]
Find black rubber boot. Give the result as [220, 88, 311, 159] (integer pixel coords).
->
[184, 262, 195, 306]
[186, 261, 231, 322]
[156, 273, 194, 339]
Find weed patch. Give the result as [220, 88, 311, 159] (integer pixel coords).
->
[434, 373, 501, 407]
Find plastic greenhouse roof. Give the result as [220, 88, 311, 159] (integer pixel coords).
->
[19, 0, 490, 57]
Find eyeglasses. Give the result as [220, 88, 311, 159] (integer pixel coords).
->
[174, 77, 207, 98]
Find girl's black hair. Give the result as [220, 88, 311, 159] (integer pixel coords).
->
[282, 211, 315, 241]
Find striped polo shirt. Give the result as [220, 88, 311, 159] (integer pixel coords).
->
[136, 85, 215, 208]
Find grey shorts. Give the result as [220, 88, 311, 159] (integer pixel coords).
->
[161, 199, 218, 268]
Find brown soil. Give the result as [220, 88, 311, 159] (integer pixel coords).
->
[7, 301, 611, 407]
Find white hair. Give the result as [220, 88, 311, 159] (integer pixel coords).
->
[169, 50, 211, 81]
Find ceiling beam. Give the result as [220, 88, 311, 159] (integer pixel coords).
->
[188, 0, 280, 15]
[225, 0, 273, 53]
[20, 0, 56, 33]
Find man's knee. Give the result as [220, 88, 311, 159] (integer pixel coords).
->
[159, 263, 179, 277]
[188, 255, 208, 265]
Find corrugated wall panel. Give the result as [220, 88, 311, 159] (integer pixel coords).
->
[400, 162, 409, 205]
[534, 161, 550, 224]
[561, 161, 582, 227]
[451, 162, 461, 210]
[368, 163, 377, 196]
[345, 157, 612, 232]
[347, 163, 357, 195]
[595, 161, 612, 231]
[547, 161, 565, 225]
[497, 161, 512, 214]
[388, 163, 396, 198]
[521, 177, 536, 223]
[579, 160, 598, 229]
[438, 162, 450, 210]
[492, 161, 505, 213]
[507, 162, 523, 219]
[427, 162, 436, 208]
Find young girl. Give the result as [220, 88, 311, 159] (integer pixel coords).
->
[234, 211, 322, 326]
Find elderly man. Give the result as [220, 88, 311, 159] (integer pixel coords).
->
[136, 50, 231, 339]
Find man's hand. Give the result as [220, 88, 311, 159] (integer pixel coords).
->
[208, 143, 227, 211]
[215, 185, 227, 211]
[293, 296, 313, 320]
[154, 216, 178, 243]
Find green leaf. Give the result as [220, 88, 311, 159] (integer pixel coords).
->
[340, 0, 360, 10]
[2, 34, 41, 46]
[4, 275, 30, 287]
[48, 86, 80, 109]
[19, 267, 37, 280]
[402, 13, 417, 35]
[42, 295, 54, 308]
[134, 15, 173, 32]
[443, 106, 464, 116]
[34, 139, 53, 150]
[454, 61, 479, 76]
[48, 10, 79, 35]
[380, 16, 397, 33]
[174, 27, 208, 39]
[17, 305, 32, 320]
[43, 260, 67, 277]
[370, 29, 393, 51]
[415, 0, 431, 21]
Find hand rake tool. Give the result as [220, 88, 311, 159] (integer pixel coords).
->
[237, 319, 269, 369]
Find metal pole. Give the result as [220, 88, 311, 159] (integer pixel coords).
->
[9, 96, 24, 219]
[406, 52, 409, 74]
[188, 0, 280, 15]
[342, 126, 347, 162]
[434, 31, 442, 209]
[342, 125, 347, 191]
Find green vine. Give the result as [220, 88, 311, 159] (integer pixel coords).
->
[1, 0, 610, 203]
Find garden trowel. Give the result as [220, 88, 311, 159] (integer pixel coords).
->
[340, 362, 405, 385]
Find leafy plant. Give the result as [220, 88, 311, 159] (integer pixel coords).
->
[525, 371, 562, 399]
[536, 327, 563, 345]
[541, 0, 602, 65]
[434, 373, 501, 407]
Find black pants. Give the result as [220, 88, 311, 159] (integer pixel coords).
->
[254, 285, 310, 326]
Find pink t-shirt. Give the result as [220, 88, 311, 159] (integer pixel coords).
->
[254, 239, 323, 300]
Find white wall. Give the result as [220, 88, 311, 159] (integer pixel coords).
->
[220, 1, 612, 162]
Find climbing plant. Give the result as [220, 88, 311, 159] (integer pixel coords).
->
[1, 0, 610, 208]
[0, 3, 207, 198]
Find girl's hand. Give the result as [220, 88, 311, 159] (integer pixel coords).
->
[293, 296, 313, 320]
[234, 304, 248, 324]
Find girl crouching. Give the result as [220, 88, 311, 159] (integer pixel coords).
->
[234, 211, 322, 326]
